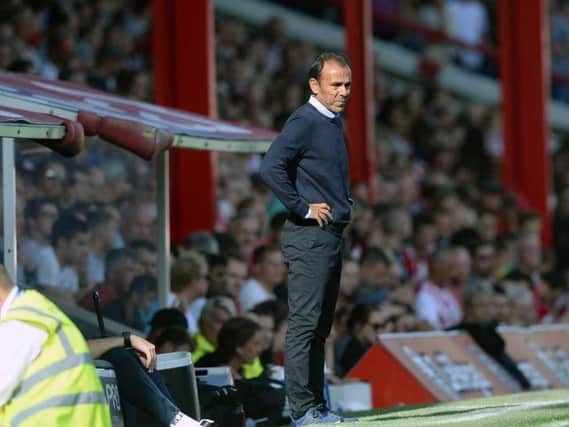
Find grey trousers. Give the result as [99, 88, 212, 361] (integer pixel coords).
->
[281, 221, 344, 419]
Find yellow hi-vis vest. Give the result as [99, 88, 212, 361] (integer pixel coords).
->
[0, 290, 111, 427]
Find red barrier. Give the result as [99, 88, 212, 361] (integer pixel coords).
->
[346, 342, 436, 408]
[345, 327, 569, 409]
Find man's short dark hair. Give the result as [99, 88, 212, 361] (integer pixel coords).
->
[150, 308, 188, 330]
[250, 299, 288, 330]
[24, 197, 57, 220]
[153, 326, 194, 352]
[252, 244, 280, 265]
[359, 247, 391, 267]
[51, 213, 88, 247]
[105, 248, 137, 271]
[87, 210, 114, 229]
[207, 254, 227, 269]
[308, 52, 351, 82]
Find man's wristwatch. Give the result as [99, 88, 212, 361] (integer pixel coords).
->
[122, 331, 132, 348]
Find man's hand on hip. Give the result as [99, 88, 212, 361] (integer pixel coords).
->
[308, 202, 333, 227]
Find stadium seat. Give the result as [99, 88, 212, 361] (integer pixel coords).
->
[156, 352, 201, 420]
[194, 366, 234, 388]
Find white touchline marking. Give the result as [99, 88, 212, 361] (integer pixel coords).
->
[429, 400, 569, 424]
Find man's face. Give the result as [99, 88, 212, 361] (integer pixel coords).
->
[111, 256, 141, 296]
[519, 234, 541, 271]
[448, 249, 471, 286]
[233, 217, 259, 256]
[309, 60, 352, 113]
[208, 264, 227, 296]
[122, 205, 155, 244]
[257, 250, 285, 287]
[254, 314, 275, 351]
[137, 249, 157, 275]
[65, 232, 90, 265]
[340, 260, 359, 296]
[473, 245, 495, 277]
[36, 203, 58, 239]
[226, 258, 247, 297]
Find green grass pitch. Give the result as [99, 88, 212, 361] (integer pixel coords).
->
[322, 390, 569, 426]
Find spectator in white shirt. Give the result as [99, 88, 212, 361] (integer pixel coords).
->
[36, 212, 90, 302]
[21, 197, 59, 281]
[87, 210, 119, 285]
[239, 244, 285, 311]
[415, 249, 463, 329]
[168, 251, 209, 334]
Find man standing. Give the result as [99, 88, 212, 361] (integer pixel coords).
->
[260, 52, 356, 425]
[0, 265, 111, 426]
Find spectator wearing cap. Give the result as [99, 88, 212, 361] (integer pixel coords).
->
[169, 251, 209, 334]
[239, 244, 285, 311]
[192, 296, 236, 363]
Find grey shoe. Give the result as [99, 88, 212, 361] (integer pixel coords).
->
[293, 407, 358, 425]
[292, 407, 326, 426]
[319, 408, 358, 424]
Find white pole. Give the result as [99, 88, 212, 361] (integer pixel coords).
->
[156, 151, 170, 308]
[2, 137, 17, 284]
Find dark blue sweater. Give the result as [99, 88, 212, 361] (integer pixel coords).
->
[260, 102, 352, 225]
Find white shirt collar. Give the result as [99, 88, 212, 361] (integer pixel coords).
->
[0, 286, 19, 319]
[308, 95, 336, 119]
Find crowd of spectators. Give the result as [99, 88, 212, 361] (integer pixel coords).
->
[273, 0, 569, 103]
[2, 0, 569, 415]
